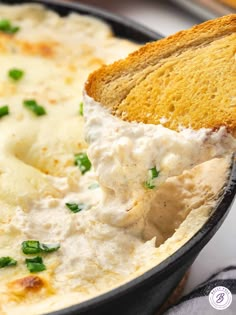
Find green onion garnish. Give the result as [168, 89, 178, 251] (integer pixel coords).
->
[39, 243, 60, 253]
[150, 167, 159, 179]
[22, 240, 40, 254]
[25, 256, 46, 273]
[22, 240, 60, 255]
[65, 202, 86, 213]
[74, 153, 91, 174]
[144, 181, 156, 189]
[0, 256, 17, 268]
[144, 167, 160, 189]
[79, 102, 83, 116]
[23, 100, 46, 116]
[0, 19, 20, 34]
[8, 68, 24, 81]
[0, 105, 9, 118]
[88, 183, 99, 190]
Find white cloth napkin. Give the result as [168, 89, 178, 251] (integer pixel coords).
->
[164, 266, 236, 315]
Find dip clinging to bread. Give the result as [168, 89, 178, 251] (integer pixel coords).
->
[0, 4, 235, 315]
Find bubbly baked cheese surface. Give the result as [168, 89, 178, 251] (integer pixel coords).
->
[0, 4, 234, 315]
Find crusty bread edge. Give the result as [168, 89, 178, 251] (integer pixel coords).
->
[85, 14, 236, 110]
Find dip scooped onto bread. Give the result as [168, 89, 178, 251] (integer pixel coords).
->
[84, 15, 236, 226]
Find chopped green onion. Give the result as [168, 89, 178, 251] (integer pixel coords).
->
[0, 256, 17, 268]
[150, 167, 159, 179]
[22, 240, 40, 254]
[25, 256, 46, 273]
[8, 68, 24, 81]
[144, 167, 160, 190]
[88, 183, 99, 190]
[23, 99, 46, 116]
[0, 19, 20, 34]
[144, 181, 155, 189]
[79, 102, 83, 116]
[39, 243, 60, 253]
[22, 240, 60, 255]
[74, 153, 91, 174]
[65, 202, 86, 213]
[0, 105, 9, 118]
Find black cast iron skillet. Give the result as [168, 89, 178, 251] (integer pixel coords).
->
[1, 1, 236, 314]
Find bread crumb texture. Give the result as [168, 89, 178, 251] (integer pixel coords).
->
[86, 15, 236, 132]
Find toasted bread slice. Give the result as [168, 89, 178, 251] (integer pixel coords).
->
[85, 15, 236, 133]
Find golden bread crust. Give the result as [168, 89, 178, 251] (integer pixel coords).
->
[85, 15, 236, 132]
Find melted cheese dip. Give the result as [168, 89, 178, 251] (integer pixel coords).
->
[84, 94, 236, 226]
[0, 4, 235, 315]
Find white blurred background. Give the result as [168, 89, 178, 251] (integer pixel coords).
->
[77, 0, 235, 36]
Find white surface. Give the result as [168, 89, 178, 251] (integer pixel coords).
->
[113, 0, 200, 36]
[83, 0, 200, 35]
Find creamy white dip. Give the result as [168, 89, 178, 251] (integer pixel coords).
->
[83, 93, 236, 226]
